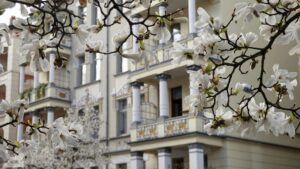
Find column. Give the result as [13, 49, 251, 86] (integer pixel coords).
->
[32, 112, 39, 124]
[158, 2, 168, 44]
[131, 152, 144, 169]
[187, 65, 201, 95]
[17, 123, 23, 141]
[33, 71, 39, 88]
[156, 74, 171, 119]
[47, 107, 55, 126]
[49, 52, 56, 85]
[189, 143, 205, 169]
[158, 148, 172, 169]
[131, 82, 144, 125]
[19, 65, 25, 93]
[187, 65, 202, 115]
[188, 0, 196, 34]
[17, 65, 25, 141]
[31, 112, 40, 140]
[132, 15, 140, 53]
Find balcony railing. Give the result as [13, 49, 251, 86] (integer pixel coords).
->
[131, 115, 206, 142]
[20, 70, 71, 102]
[128, 102, 158, 124]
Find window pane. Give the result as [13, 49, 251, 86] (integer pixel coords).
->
[122, 58, 128, 72]
[82, 64, 86, 84]
[117, 99, 127, 135]
[96, 54, 101, 80]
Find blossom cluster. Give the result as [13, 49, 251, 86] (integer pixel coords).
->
[170, 1, 300, 138]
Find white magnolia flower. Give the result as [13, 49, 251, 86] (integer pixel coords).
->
[266, 65, 297, 100]
[266, 64, 297, 86]
[194, 8, 210, 31]
[257, 108, 295, 138]
[288, 22, 300, 55]
[248, 98, 266, 121]
[277, 21, 300, 45]
[20, 4, 29, 17]
[204, 107, 234, 135]
[88, 20, 103, 33]
[194, 34, 223, 61]
[74, 24, 90, 45]
[285, 79, 297, 100]
[113, 32, 128, 48]
[237, 32, 258, 47]
[234, 2, 265, 23]
[279, 114, 296, 138]
[195, 8, 223, 34]
[150, 21, 171, 43]
[259, 10, 278, 26]
[259, 25, 276, 41]
[86, 36, 103, 52]
[170, 42, 194, 64]
[11, 17, 28, 30]
[14, 99, 29, 123]
[25, 39, 50, 72]
[256, 107, 278, 134]
[0, 24, 10, 54]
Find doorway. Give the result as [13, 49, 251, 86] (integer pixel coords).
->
[172, 158, 184, 169]
[171, 86, 182, 117]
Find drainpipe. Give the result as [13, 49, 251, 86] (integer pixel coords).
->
[105, 12, 110, 169]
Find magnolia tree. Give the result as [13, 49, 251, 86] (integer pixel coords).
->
[0, 0, 300, 166]
[2, 91, 108, 168]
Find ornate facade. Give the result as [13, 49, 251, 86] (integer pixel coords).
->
[1, 0, 300, 169]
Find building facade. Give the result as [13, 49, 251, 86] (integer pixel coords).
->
[1, 0, 300, 169]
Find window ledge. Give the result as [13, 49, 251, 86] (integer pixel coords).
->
[114, 71, 130, 77]
[74, 79, 101, 89]
[109, 134, 130, 141]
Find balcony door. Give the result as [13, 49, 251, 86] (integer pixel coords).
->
[172, 158, 184, 169]
[171, 86, 182, 117]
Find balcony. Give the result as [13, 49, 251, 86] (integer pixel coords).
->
[131, 115, 206, 142]
[21, 70, 71, 111]
[129, 37, 201, 82]
[128, 102, 158, 124]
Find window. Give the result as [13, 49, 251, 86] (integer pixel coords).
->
[172, 158, 184, 169]
[0, 47, 8, 73]
[78, 109, 85, 117]
[117, 55, 129, 74]
[91, 4, 97, 25]
[115, 0, 123, 16]
[171, 86, 182, 117]
[91, 105, 100, 139]
[78, 5, 87, 24]
[117, 163, 127, 169]
[0, 85, 6, 100]
[117, 99, 127, 135]
[91, 53, 101, 81]
[77, 56, 86, 85]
